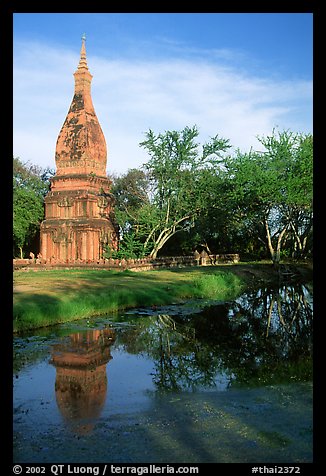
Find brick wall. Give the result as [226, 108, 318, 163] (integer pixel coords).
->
[13, 254, 240, 271]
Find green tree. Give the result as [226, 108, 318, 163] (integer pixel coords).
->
[107, 169, 151, 258]
[281, 133, 313, 258]
[13, 158, 52, 258]
[138, 125, 231, 258]
[225, 129, 313, 265]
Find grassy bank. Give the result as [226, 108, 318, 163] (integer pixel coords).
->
[13, 263, 312, 333]
[13, 266, 247, 333]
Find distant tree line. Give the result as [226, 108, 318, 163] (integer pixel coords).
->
[13, 126, 313, 265]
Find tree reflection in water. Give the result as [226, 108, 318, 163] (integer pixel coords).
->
[117, 283, 313, 392]
[47, 283, 312, 431]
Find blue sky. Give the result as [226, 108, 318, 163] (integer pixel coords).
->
[13, 13, 313, 175]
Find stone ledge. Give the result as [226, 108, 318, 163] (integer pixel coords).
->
[13, 254, 240, 271]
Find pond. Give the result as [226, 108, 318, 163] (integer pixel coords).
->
[13, 282, 313, 464]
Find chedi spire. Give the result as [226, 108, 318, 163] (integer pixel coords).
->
[40, 36, 118, 263]
[55, 34, 107, 178]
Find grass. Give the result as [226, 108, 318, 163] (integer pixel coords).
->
[13, 267, 246, 333]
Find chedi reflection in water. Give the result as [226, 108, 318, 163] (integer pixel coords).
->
[50, 328, 115, 434]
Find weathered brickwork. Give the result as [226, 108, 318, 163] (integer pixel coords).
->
[40, 37, 118, 262]
[13, 254, 240, 271]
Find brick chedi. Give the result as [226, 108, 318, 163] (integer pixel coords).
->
[40, 35, 118, 262]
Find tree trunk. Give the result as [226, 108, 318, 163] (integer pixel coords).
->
[19, 246, 23, 259]
[264, 218, 276, 264]
[149, 230, 174, 259]
[274, 227, 288, 266]
[264, 218, 287, 267]
[148, 215, 192, 259]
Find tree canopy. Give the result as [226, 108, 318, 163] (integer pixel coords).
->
[224, 129, 313, 264]
[13, 158, 53, 258]
[108, 127, 312, 263]
[108, 125, 231, 259]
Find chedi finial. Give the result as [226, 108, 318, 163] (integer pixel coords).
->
[78, 33, 88, 70]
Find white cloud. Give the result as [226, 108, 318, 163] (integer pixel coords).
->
[13, 40, 312, 175]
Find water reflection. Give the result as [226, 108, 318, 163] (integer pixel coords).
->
[117, 283, 313, 391]
[16, 283, 312, 434]
[50, 329, 115, 434]
[13, 283, 313, 462]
